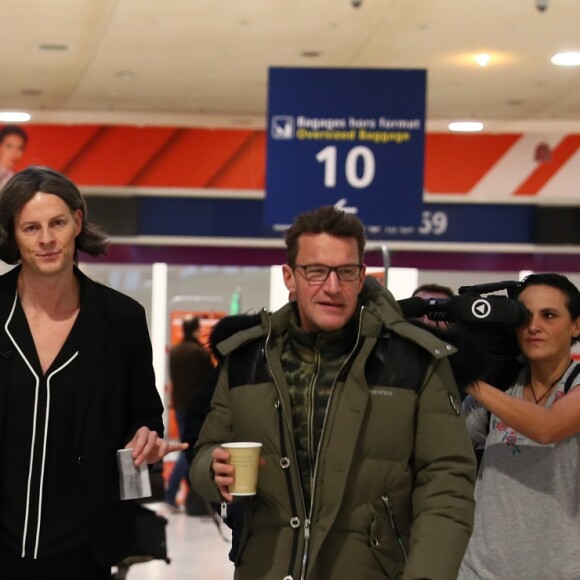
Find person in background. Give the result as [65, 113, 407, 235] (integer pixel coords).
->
[191, 205, 476, 579]
[412, 283, 454, 327]
[0, 166, 185, 580]
[166, 316, 214, 510]
[0, 126, 28, 189]
[459, 273, 580, 579]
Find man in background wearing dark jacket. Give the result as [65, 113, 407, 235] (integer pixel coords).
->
[191, 206, 476, 579]
[166, 317, 214, 509]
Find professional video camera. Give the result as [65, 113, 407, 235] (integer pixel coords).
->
[398, 281, 528, 391]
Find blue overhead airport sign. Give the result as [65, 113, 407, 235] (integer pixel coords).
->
[265, 67, 426, 227]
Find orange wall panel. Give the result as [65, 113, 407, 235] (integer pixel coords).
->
[63, 126, 178, 185]
[15, 125, 103, 172]
[132, 129, 263, 188]
[208, 131, 267, 189]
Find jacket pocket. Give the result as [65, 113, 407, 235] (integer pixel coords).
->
[368, 494, 408, 579]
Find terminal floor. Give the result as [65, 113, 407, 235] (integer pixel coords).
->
[116, 502, 234, 580]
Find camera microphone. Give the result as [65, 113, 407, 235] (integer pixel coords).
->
[396, 296, 457, 321]
[397, 296, 429, 318]
[397, 294, 527, 326]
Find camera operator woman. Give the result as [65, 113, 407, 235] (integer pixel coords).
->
[458, 273, 580, 580]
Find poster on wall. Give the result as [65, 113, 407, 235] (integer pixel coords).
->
[264, 67, 427, 229]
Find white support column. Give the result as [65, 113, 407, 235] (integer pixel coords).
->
[151, 262, 169, 429]
[366, 266, 418, 300]
[386, 267, 419, 300]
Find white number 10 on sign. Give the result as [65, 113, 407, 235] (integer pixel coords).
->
[316, 146, 375, 189]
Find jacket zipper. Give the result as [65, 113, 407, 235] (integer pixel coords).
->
[307, 348, 321, 494]
[263, 313, 309, 578]
[300, 306, 366, 580]
[381, 494, 408, 563]
[301, 347, 320, 580]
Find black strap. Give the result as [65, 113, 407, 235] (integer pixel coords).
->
[564, 362, 580, 394]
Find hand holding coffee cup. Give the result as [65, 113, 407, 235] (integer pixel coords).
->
[211, 447, 236, 502]
[221, 442, 262, 497]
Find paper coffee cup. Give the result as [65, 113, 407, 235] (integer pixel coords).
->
[222, 442, 262, 496]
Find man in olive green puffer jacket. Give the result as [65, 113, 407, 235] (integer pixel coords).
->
[191, 206, 476, 580]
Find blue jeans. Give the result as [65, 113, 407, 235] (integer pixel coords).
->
[165, 411, 190, 504]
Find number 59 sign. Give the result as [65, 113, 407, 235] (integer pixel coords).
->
[265, 67, 426, 229]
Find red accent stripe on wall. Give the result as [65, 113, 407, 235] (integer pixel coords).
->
[424, 133, 521, 194]
[514, 135, 580, 195]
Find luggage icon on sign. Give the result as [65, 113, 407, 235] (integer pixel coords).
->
[271, 116, 294, 139]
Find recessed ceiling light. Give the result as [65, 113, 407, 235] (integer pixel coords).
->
[21, 89, 42, 97]
[475, 53, 491, 67]
[448, 121, 484, 132]
[551, 52, 580, 66]
[0, 111, 31, 123]
[37, 43, 69, 52]
[116, 70, 136, 80]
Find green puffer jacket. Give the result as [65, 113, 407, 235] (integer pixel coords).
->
[191, 278, 476, 580]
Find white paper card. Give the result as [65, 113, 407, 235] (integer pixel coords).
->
[117, 448, 152, 500]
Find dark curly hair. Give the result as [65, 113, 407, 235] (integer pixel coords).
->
[0, 166, 109, 264]
[516, 272, 580, 343]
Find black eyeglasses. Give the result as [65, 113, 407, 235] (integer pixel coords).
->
[293, 264, 363, 282]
